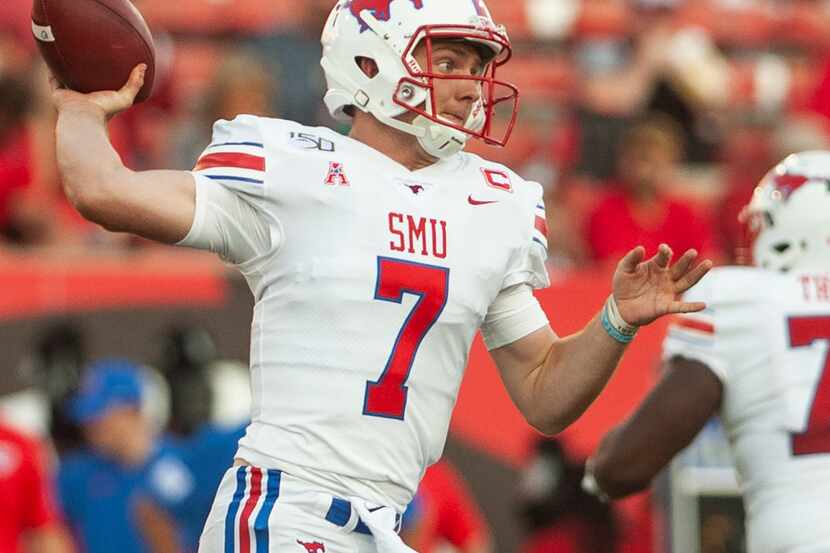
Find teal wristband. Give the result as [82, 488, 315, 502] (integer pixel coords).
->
[601, 298, 637, 344]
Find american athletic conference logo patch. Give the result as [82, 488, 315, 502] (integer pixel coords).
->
[325, 162, 350, 186]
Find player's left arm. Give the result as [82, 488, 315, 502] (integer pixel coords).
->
[490, 245, 712, 435]
[585, 356, 722, 499]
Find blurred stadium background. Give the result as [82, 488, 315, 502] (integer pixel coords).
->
[3, 0, 827, 551]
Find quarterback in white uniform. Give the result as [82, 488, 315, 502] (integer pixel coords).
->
[49, 0, 711, 551]
[586, 151, 830, 553]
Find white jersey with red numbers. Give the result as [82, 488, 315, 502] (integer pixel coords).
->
[663, 266, 830, 553]
[180, 115, 549, 512]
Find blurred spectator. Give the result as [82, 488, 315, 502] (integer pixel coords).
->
[517, 438, 618, 553]
[0, 420, 73, 553]
[170, 48, 278, 170]
[175, 423, 244, 553]
[572, 2, 672, 180]
[573, 1, 726, 179]
[807, 52, 830, 124]
[1, 47, 115, 248]
[0, 17, 35, 75]
[0, 69, 48, 245]
[713, 123, 775, 265]
[540, 173, 594, 268]
[1, 321, 88, 448]
[57, 360, 194, 553]
[156, 325, 247, 552]
[28, 322, 88, 453]
[158, 326, 218, 438]
[583, 114, 714, 263]
[402, 459, 493, 553]
[715, 115, 830, 264]
[243, 0, 333, 127]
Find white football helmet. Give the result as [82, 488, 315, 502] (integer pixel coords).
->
[741, 151, 830, 272]
[320, 0, 519, 158]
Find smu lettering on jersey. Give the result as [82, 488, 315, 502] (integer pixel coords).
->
[181, 115, 549, 511]
[663, 266, 830, 553]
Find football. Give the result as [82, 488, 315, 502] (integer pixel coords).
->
[31, 0, 156, 103]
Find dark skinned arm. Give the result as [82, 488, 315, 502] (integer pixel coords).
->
[588, 356, 724, 499]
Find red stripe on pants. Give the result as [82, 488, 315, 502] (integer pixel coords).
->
[238, 468, 263, 553]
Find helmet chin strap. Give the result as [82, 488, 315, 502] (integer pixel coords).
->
[414, 97, 488, 159]
[413, 115, 469, 158]
[371, 109, 471, 160]
[370, 96, 487, 160]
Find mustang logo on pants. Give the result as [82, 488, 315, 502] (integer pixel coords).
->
[296, 540, 326, 553]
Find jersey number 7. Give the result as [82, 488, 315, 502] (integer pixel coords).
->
[363, 257, 450, 419]
[789, 316, 830, 456]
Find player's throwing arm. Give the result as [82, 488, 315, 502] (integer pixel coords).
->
[52, 65, 197, 244]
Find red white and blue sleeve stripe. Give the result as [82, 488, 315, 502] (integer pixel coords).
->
[194, 140, 266, 193]
[667, 314, 715, 346]
[533, 203, 548, 250]
[663, 313, 728, 382]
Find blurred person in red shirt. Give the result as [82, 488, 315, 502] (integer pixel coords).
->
[0, 69, 39, 243]
[716, 117, 830, 264]
[0, 421, 73, 553]
[807, 52, 830, 123]
[713, 124, 774, 265]
[0, 19, 66, 246]
[402, 459, 492, 553]
[583, 114, 714, 264]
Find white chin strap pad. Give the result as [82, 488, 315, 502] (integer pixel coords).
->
[414, 115, 469, 158]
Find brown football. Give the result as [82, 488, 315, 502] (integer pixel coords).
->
[31, 0, 155, 103]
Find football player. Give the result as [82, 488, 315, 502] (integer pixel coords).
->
[584, 151, 830, 553]
[49, 1, 711, 552]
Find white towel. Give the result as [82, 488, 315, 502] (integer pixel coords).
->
[351, 500, 419, 553]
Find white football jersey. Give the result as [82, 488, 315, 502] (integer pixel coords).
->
[180, 115, 549, 511]
[664, 266, 830, 553]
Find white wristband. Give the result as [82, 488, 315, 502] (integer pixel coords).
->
[602, 294, 638, 342]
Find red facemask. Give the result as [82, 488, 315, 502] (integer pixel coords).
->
[392, 24, 520, 148]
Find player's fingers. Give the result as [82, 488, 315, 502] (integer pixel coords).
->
[670, 249, 698, 281]
[119, 63, 146, 100]
[668, 300, 707, 314]
[649, 243, 673, 269]
[619, 246, 645, 273]
[675, 259, 713, 293]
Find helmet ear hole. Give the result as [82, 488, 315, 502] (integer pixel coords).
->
[355, 57, 379, 79]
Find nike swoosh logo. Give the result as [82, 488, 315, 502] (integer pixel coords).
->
[468, 195, 499, 206]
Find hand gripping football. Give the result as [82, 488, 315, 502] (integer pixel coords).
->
[31, 0, 156, 102]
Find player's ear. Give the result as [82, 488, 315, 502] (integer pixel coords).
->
[356, 57, 379, 78]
